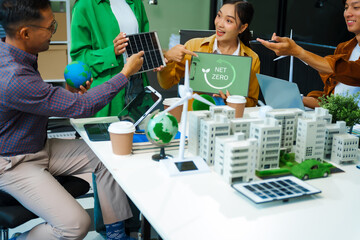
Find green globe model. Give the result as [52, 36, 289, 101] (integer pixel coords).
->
[146, 112, 179, 146]
[64, 61, 91, 88]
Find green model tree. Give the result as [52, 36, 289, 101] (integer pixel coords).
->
[319, 92, 360, 133]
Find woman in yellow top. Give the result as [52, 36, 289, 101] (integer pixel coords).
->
[157, 0, 260, 107]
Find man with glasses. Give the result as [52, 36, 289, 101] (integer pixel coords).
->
[0, 0, 144, 239]
[28, 19, 58, 35]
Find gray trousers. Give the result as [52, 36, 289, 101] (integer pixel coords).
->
[0, 138, 132, 240]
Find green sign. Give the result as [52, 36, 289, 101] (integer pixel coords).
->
[189, 52, 252, 96]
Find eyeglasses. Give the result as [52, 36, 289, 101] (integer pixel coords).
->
[27, 19, 58, 35]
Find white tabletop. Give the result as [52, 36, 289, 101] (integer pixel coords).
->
[71, 117, 360, 240]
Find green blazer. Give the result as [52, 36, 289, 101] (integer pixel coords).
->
[70, 0, 149, 117]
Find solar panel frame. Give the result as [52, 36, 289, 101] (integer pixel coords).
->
[232, 176, 321, 204]
[125, 31, 166, 74]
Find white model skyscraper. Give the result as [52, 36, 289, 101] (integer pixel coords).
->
[265, 108, 304, 151]
[214, 133, 257, 183]
[324, 121, 347, 159]
[250, 118, 282, 170]
[188, 110, 211, 155]
[331, 133, 359, 164]
[200, 114, 231, 165]
[294, 108, 329, 162]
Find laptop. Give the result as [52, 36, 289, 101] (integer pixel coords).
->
[256, 73, 305, 110]
[190, 52, 252, 96]
[84, 86, 162, 141]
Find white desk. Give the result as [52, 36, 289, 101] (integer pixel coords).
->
[71, 117, 360, 240]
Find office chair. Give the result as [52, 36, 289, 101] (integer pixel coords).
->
[0, 176, 90, 240]
[179, 29, 215, 45]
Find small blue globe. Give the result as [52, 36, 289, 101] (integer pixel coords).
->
[64, 61, 91, 88]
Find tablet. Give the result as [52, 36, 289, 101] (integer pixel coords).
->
[84, 86, 162, 141]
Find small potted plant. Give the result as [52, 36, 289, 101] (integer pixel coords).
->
[319, 92, 360, 134]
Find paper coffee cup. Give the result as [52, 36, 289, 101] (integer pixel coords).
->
[108, 121, 135, 155]
[163, 97, 183, 123]
[226, 95, 246, 118]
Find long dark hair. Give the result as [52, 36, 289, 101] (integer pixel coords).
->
[223, 0, 254, 48]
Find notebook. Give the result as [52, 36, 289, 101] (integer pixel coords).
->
[256, 73, 305, 110]
[189, 52, 252, 96]
[84, 86, 162, 141]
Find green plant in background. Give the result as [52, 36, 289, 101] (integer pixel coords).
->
[319, 92, 360, 132]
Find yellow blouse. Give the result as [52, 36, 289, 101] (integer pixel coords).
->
[157, 34, 260, 107]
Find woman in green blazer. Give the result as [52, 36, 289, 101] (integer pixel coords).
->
[71, 0, 149, 117]
[71, 1, 149, 239]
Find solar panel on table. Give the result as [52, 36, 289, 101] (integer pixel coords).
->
[232, 176, 321, 204]
[125, 32, 166, 73]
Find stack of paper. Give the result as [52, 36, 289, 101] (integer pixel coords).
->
[132, 132, 187, 154]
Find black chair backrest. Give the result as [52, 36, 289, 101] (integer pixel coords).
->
[179, 29, 215, 45]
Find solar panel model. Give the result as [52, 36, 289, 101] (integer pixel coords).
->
[125, 32, 166, 73]
[232, 176, 321, 204]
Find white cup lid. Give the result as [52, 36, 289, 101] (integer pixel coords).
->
[227, 95, 246, 104]
[163, 97, 181, 106]
[108, 121, 135, 134]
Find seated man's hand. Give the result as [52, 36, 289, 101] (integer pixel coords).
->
[121, 51, 144, 78]
[164, 44, 198, 63]
[65, 78, 93, 95]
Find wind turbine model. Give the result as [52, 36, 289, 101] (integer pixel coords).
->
[273, 29, 308, 83]
[159, 60, 215, 176]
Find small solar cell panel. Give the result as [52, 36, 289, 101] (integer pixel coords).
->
[125, 32, 166, 73]
[232, 176, 321, 204]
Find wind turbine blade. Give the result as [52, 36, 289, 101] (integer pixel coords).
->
[162, 97, 188, 115]
[184, 60, 190, 89]
[193, 93, 215, 106]
[288, 29, 294, 82]
[289, 55, 294, 83]
[273, 55, 288, 61]
[257, 100, 265, 106]
[178, 85, 186, 98]
[300, 59, 308, 65]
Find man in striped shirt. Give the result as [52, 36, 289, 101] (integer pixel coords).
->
[0, 0, 144, 239]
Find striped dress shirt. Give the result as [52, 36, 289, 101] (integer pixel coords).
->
[0, 40, 128, 156]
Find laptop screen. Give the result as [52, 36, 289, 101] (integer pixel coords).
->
[256, 73, 305, 110]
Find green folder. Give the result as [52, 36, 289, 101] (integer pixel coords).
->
[189, 52, 252, 96]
